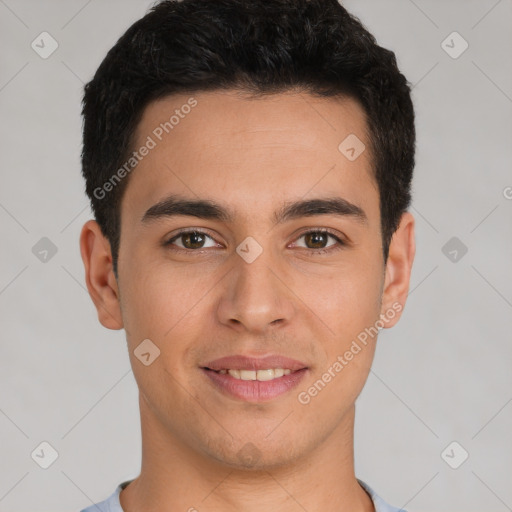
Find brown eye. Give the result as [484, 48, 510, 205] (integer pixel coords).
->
[165, 230, 217, 250]
[181, 231, 206, 249]
[303, 231, 330, 249]
[292, 229, 345, 254]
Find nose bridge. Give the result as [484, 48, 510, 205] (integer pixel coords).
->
[217, 239, 294, 332]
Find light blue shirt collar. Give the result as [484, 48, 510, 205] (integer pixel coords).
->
[80, 478, 407, 512]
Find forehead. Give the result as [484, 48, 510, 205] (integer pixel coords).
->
[122, 89, 378, 224]
[135, 89, 369, 153]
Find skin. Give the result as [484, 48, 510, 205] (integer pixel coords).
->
[80, 89, 415, 512]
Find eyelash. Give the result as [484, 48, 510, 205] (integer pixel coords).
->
[164, 228, 346, 255]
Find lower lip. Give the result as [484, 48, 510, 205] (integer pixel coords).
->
[201, 368, 308, 402]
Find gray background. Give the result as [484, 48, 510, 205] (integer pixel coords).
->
[0, 0, 511, 511]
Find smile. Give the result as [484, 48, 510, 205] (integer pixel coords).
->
[211, 368, 293, 381]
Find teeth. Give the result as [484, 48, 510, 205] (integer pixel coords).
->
[218, 368, 292, 380]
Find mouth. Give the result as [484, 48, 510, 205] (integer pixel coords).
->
[200, 366, 309, 402]
[200, 354, 309, 402]
[202, 367, 300, 381]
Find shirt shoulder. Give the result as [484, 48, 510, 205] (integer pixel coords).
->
[79, 480, 132, 512]
[357, 479, 407, 512]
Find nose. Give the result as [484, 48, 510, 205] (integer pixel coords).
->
[216, 246, 296, 334]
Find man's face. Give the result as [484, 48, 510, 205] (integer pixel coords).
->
[100, 90, 406, 468]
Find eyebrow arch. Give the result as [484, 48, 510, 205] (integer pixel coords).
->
[141, 194, 368, 225]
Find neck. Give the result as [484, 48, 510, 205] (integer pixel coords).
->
[119, 393, 374, 512]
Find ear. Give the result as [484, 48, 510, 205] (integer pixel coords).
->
[380, 211, 416, 328]
[79, 219, 124, 330]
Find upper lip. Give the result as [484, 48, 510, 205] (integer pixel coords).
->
[202, 355, 309, 372]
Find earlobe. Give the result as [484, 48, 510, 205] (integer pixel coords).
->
[380, 211, 416, 328]
[79, 219, 124, 330]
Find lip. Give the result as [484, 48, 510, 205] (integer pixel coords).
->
[202, 354, 309, 372]
[200, 355, 310, 403]
[201, 367, 309, 402]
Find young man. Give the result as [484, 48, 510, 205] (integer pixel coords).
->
[78, 0, 416, 511]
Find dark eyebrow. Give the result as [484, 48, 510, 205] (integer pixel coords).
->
[274, 197, 367, 225]
[141, 194, 367, 225]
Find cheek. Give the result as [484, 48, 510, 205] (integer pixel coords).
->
[295, 272, 382, 413]
[296, 260, 383, 333]
[293, 258, 384, 400]
[120, 266, 202, 401]
[119, 255, 215, 351]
